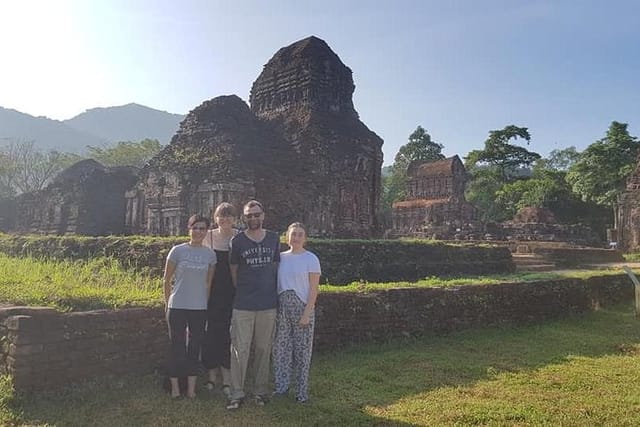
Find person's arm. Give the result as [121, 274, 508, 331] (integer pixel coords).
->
[299, 272, 320, 327]
[206, 264, 216, 300]
[229, 236, 239, 287]
[163, 259, 177, 311]
[230, 264, 238, 287]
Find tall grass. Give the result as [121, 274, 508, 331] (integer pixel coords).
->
[0, 254, 162, 311]
[319, 269, 635, 293]
[0, 253, 636, 310]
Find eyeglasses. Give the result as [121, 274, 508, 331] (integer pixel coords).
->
[191, 226, 207, 231]
[244, 212, 263, 219]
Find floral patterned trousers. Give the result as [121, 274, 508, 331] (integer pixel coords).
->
[273, 290, 315, 401]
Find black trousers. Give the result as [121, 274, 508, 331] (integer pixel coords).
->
[166, 308, 207, 378]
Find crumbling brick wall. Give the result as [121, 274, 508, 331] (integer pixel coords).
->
[0, 275, 632, 390]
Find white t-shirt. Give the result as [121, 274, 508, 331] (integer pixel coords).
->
[277, 250, 321, 304]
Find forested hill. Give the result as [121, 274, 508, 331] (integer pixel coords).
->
[0, 104, 184, 153]
[63, 103, 184, 146]
[0, 107, 105, 152]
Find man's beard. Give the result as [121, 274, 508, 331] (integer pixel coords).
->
[247, 221, 262, 230]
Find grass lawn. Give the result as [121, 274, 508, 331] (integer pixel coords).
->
[1, 304, 638, 426]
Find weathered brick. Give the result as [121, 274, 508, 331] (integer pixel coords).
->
[9, 343, 44, 356]
[6, 315, 40, 332]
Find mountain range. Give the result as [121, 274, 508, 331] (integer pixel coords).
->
[0, 103, 185, 153]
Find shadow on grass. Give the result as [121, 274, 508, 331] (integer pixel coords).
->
[8, 304, 640, 426]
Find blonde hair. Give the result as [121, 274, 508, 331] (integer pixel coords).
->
[213, 202, 236, 219]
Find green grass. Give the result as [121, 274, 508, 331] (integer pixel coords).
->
[1, 304, 638, 426]
[0, 253, 638, 310]
[319, 268, 637, 293]
[624, 252, 640, 262]
[0, 254, 161, 311]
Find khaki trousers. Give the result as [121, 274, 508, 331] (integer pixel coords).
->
[229, 308, 277, 399]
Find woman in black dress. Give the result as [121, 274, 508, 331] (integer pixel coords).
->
[202, 202, 238, 397]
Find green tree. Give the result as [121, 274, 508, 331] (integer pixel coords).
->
[465, 125, 541, 221]
[566, 121, 639, 227]
[546, 146, 580, 171]
[86, 138, 162, 168]
[465, 125, 540, 181]
[382, 126, 445, 212]
[495, 160, 572, 219]
[393, 126, 445, 172]
[465, 166, 510, 221]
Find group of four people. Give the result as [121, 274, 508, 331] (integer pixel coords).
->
[163, 200, 321, 408]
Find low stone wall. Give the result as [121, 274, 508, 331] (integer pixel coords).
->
[307, 240, 514, 284]
[1, 275, 633, 390]
[0, 306, 166, 390]
[0, 234, 515, 285]
[314, 275, 631, 348]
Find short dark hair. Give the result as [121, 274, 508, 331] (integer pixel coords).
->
[188, 214, 210, 229]
[243, 200, 264, 213]
[213, 202, 236, 219]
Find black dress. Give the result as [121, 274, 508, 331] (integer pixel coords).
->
[201, 248, 235, 369]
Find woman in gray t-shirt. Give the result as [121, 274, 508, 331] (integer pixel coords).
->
[163, 214, 217, 399]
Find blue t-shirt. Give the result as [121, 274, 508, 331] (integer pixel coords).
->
[229, 231, 280, 310]
[167, 243, 217, 310]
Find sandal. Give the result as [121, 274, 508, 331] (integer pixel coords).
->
[254, 395, 269, 406]
[204, 380, 215, 391]
[226, 398, 242, 410]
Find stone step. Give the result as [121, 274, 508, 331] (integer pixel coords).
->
[512, 255, 550, 264]
[512, 254, 557, 271]
[515, 263, 557, 272]
[514, 259, 551, 266]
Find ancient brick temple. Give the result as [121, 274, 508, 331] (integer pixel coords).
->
[13, 160, 138, 235]
[125, 36, 383, 237]
[392, 155, 476, 234]
[617, 158, 640, 251]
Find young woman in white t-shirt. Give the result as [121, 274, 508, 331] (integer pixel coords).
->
[272, 222, 321, 403]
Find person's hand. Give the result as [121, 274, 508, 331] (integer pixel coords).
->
[299, 313, 311, 327]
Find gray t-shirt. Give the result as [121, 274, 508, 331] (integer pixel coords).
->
[167, 243, 217, 310]
[229, 231, 280, 310]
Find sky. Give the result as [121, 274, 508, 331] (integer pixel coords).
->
[1, 0, 639, 165]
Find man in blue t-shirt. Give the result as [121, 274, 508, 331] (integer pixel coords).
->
[227, 200, 280, 409]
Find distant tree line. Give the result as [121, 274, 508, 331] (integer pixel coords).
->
[382, 121, 639, 235]
[0, 138, 162, 198]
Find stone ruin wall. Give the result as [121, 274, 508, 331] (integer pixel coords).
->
[12, 160, 138, 236]
[618, 156, 640, 252]
[1, 275, 632, 390]
[1, 36, 383, 238]
[392, 156, 477, 236]
[247, 35, 383, 237]
[392, 158, 600, 246]
[124, 36, 383, 237]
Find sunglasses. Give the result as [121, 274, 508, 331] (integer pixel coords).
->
[191, 226, 208, 231]
[244, 212, 263, 219]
